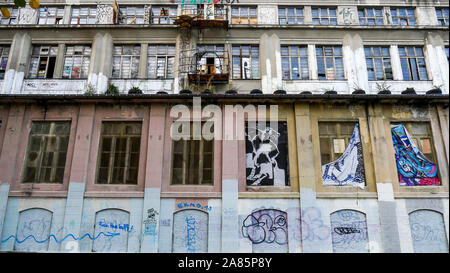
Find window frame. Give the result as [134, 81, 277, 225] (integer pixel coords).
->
[112, 44, 141, 79]
[0, 7, 19, 25]
[398, 46, 428, 81]
[0, 45, 10, 80]
[278, 7, 305, 25]
[62, 45, 91, 79]
[390, 7, 417, 26]
[364, 46, 393, 81]
[281, 45, 309, 80]
[37, 6, 65, 25]
[318, 122, 360, 166]
[358, 7, 384, 26]
[150, 6, 178, 24]
[232, 45, 260, 80]
[435, 7, 449, 26]
[315, 45, 345, 80]
[70, 6, 97, 25]
[231, 6, 257, 25]
[147, 44, 176, 79]
[311, 7, 338, 25]
[27, 45, 59, 79]
[118, 5, 146, 25]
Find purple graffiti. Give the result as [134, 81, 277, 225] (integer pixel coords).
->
[242, 209, 288, 245]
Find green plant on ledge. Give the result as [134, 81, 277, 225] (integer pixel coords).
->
[128, 86, 143, 95]
[104, 83, 120, 95]
[375, 81, 392, 93]
[84, 83, 97, 95]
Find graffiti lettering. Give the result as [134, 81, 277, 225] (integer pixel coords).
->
[334, 227, 360, 235]
[98, 220, 134, 232]
[177, 202, 212, 212]
[186, 217, 197, 253]
[242, 209, 288, 245]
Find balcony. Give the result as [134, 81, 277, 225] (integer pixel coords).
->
[180, 47, 230, 84]
[174, 4, 229, 29]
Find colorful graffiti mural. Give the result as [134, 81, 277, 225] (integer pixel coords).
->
[322, 123, 365, 188]
[391, 124, 440, 186]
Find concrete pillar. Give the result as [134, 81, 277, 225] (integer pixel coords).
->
[88, 33, 113, 93]
[0, 184, 10, 249]
[138, 43, 149, 79]
[390, 45, 403, 81]
[140, 104, 166, 253]
[295, 103, 331, 252]
[303, 6, 312, 25]
[367, 104, 402, 253]
[53, 43, 66, 79]
[260, 33, 271, 93]
[343, 34, 356, 93]
[308, 45, 318, 80]
[271, 34, 282, 91]
[353, 34, 370, 92]
[2, 32, 32, 94]
[63, 5, 72, 25]
[426, 34, 449, 93]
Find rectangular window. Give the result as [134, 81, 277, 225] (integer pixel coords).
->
[22, 121, 71, 184]
[390, 7, 416, 26]
[96, 122, 142, 185]
[319, 122, 357, 165]
[278, 7, 304, 25]
[0, 7, 18, 25]
[118, 6, 145, 24]
[398, 46, 428, 81]
[0, 45, 10, 79]
[445, 47, 449, 65]
[70, 6, 97, 24]
[232, 45, 259, 80]
[147, 45, 175, 79]
[62, 45, 91, 79]
[436, 7, 449, 26]
[151, 6, 178, 24]
[231, 6, 257, 24]
[171, 122, 214, 185]
[112, 45, 141, 79]
[316, 45, 345, 80]
[281, 45, 309, 80]
[197, 44, 225, 75]
[28, 45, 58, 79]
[358, 7, 384, 26]
[312, 7, 337, 25]
[365, 46, 393, 81]
[38, 6, 65, 25]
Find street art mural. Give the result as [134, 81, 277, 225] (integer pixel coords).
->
[322, 123, 365, 188]
[409, 210, 448, 253]
[330, 210, 369, 253]
[391, 124, 440, 186]
[92, 209, 131, 253]
[172, 209, 208, 253]
[245, 122, 289, 186]
[242, 209, 288, 253]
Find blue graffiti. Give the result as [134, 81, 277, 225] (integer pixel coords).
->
[186, 217, 197, 253]
[98, 220, 134, 232]
[1, 231, 120, 245]
[177, 202, 212, 212]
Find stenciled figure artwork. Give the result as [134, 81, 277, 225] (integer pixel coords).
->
[391, 124, 440, 186]
[322, 124, 365, 188]
[242, 209, 288, 253]
[245, 122, 289, 186]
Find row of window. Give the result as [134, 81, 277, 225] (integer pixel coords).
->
[2, 43, 447, 81]
[1, 5, 448, 26]
[10, 119, 438, 187]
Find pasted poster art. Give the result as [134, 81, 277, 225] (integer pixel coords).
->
[391, 124, 440, 186]
[245, 122, 289, 186]
[242, 209, 288, 253]
[322, 124, 365, 188]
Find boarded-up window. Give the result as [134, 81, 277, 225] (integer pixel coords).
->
[171, 122, 214, 185]
[22, 121, 71, 184]
[242, 209, 288, 253]
[245, 122, 289, 186]
[330, 210, 369, 253]
[316, 45, 344, 80]
[93, 209, 131, 253]
[173, 209, 208, 253]
[96, 122, 142, 185]
[15, 208, 53, 252]
[409, 210, 448, 253]
[231, 6, 257, 24]
[28, 45, 59, 79]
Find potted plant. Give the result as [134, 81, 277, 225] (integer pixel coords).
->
[104, 83, 120, 95]
[402, 87, 416, 94]
[376, 82, 392, 94]
[128, 86, 143, 95]
[351, 82, 365, 94]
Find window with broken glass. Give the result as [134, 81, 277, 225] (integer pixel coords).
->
[312, 7, 337, 25]
[147, 45, 175, 79]
[316, 46, 345, 80]
[365, 46, 393, 81]
[398, 46, 428, 81]
[232, 45, 259, 80]
[358, 7, 384, 26]
[118, 6, 145, 24]
[28, 45, 59, 79]
[197, 44, 225, 75]
[278, 7, 304, 25]
[112, 45, 141, 79]
[281, 45, 309, 80]
[62, 45, 91, 79]
[0, 45, 10, 80]
[151, 6, 177, 24]
[390, 7, 416, 26]
[70, 6, 97, 24]
[22, 121, 71, 184]
[37, 6, 65, 25]
[319, 122, 358, 165]
[231, 6, 257, 24]
[171, 122, 214, 185]
[436, 7, 449, 26]
[0, 7, 18, 25]
[96, 122, 142, 185]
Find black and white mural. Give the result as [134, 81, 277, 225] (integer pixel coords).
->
[245, 122, 289, 186]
